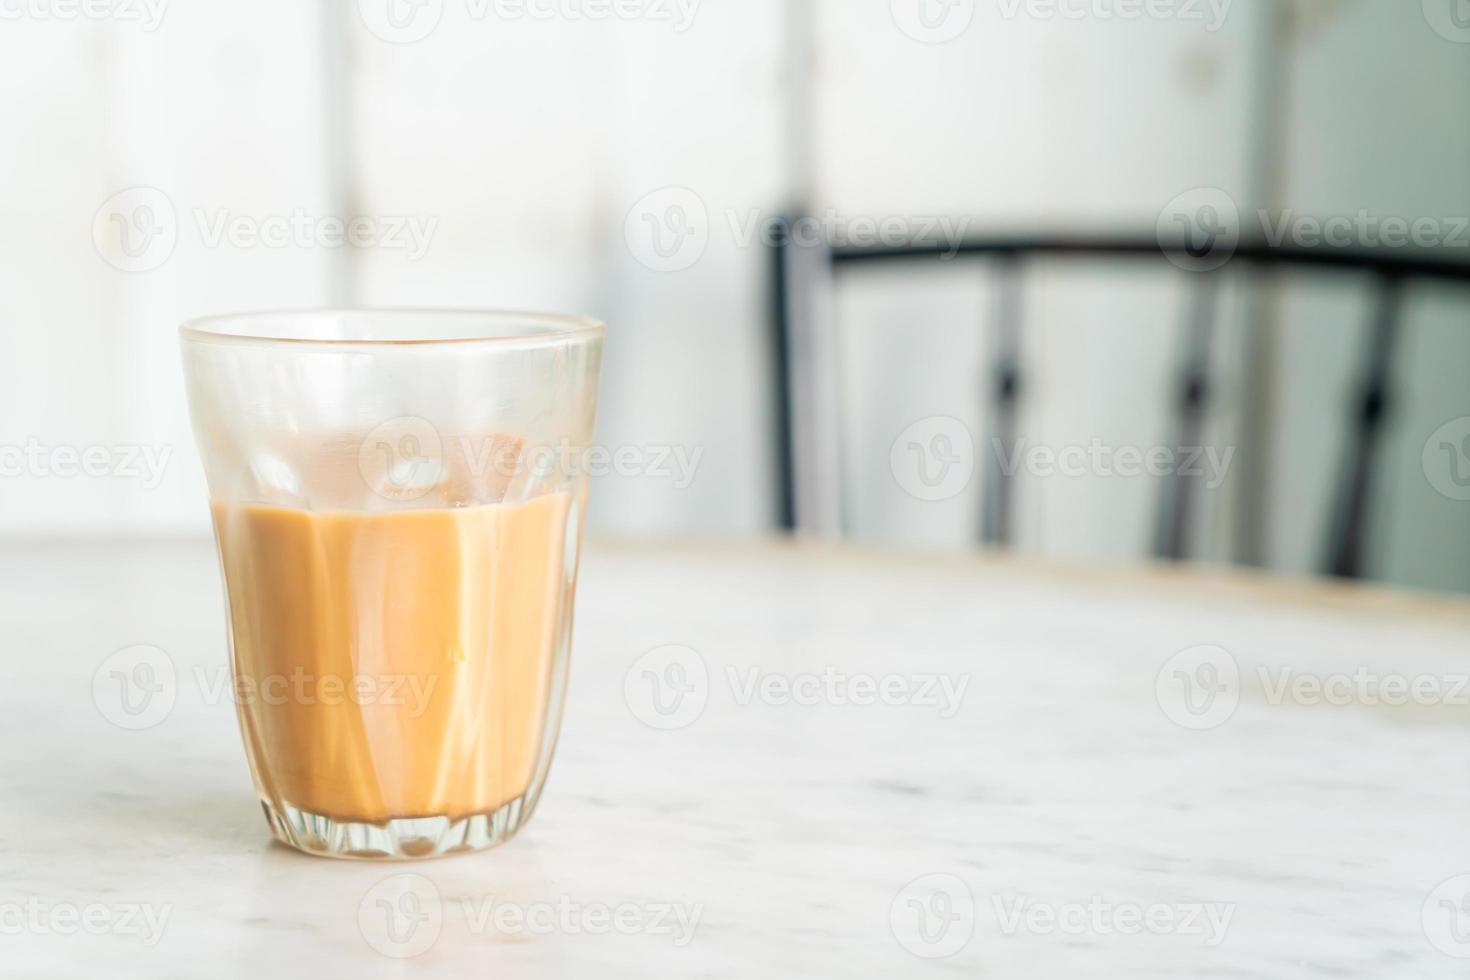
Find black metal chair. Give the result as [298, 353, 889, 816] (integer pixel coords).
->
[770, 227, 1470, 579]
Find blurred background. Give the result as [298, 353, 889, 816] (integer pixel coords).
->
[2, 0, 1468, 592]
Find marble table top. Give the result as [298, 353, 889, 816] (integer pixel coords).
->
[2, 537, 1469, 978]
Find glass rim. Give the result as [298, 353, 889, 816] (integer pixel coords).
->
[179, 307, 606, 349]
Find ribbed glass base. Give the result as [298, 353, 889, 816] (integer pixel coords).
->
[261, 796, 533, 860]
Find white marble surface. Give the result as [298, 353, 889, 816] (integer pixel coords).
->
[2, 538, 1469, 977]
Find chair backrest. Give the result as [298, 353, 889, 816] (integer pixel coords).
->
[770, 227, 1470, 578]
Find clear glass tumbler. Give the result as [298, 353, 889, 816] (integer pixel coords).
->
[180, 310, 604, 859]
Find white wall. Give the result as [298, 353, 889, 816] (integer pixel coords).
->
[345, 0, 787, 537]
[0, 1, 335, 535]
[817, 0, 1259, 561]
[1267, 0, 1470, 592]
[1, 0, 1466, 592]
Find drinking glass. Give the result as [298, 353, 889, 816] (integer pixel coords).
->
[180, 310, 604, 859]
